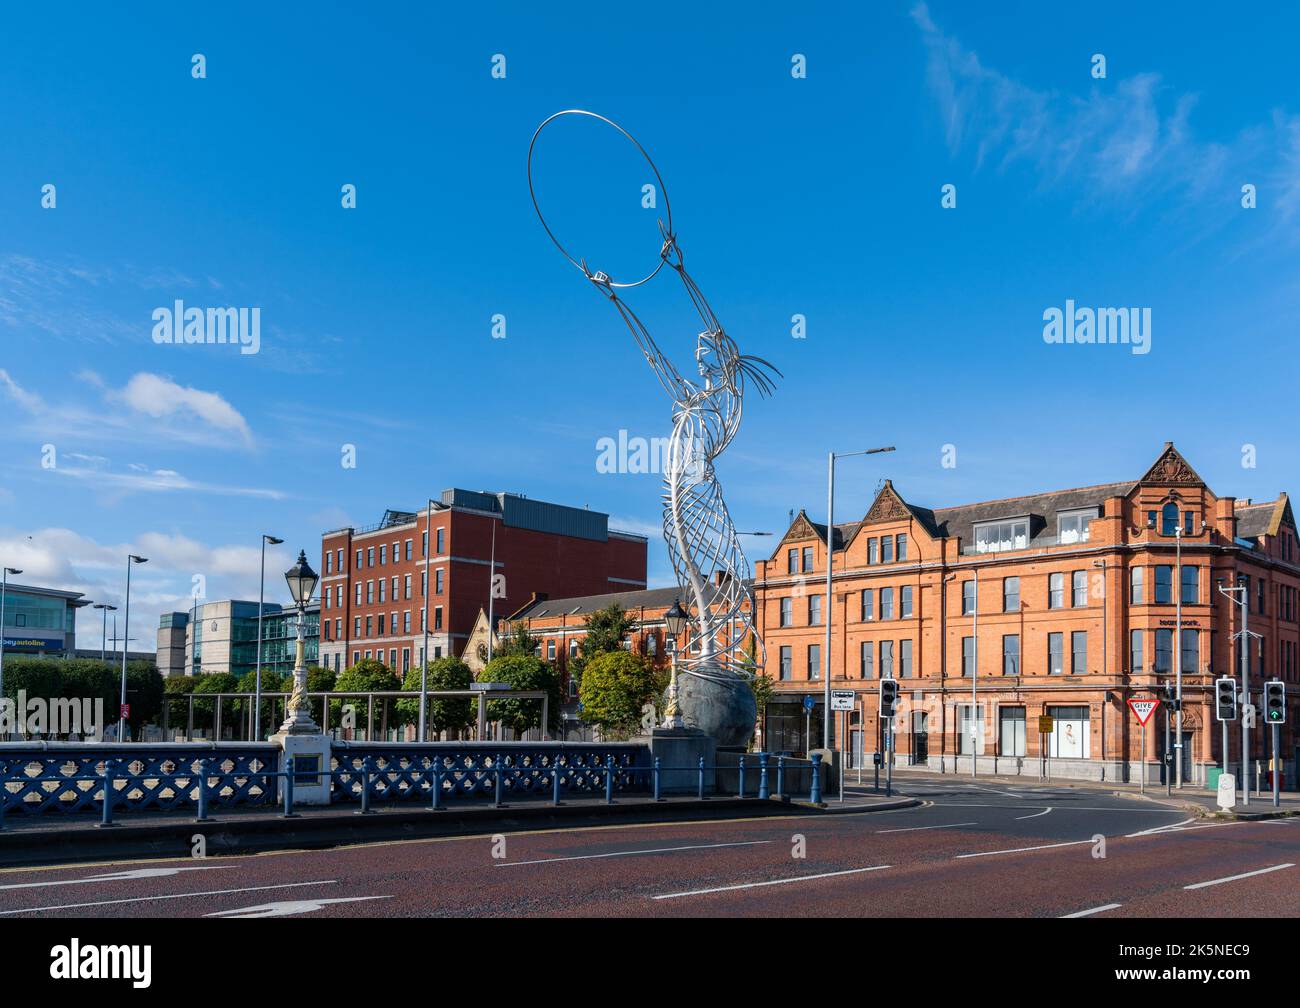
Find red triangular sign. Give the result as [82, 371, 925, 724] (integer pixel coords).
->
[1128, 697, 1159, 726]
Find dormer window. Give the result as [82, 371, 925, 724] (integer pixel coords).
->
[974, 518, 1028, 554]
[1057, 508, 1095, 545]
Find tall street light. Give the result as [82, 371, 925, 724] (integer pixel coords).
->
[824, 446, 895, 750]
[119, 555, 148, 743]
[255, 534, 284, 741]
[0, 567, 23, 736]
[278, 550, 320, 734]
[420, 498, 434, 742]
[93, 603, 117, 664]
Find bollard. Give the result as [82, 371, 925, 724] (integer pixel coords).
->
[758, 752, 770, 800]
[653, 757, 663, 802]
[357, 757, 372, 815]
[494, 754, 505, 808]
[698, 756, 706, 801]
[552, 759, 563, 807]
[194, 759, 211, 824]
[0, 761, 6, 833]
[99, 762, 117, 827]
[431, 762, 443, 811]
[738, 757, 746, 799]
[810, 752, 823, 805]
[282, 758, 298, 818]
[776, 755, 786, 800]
[605, 755, 615, 805]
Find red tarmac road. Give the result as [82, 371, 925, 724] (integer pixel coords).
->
[1, 776, 1296, 917]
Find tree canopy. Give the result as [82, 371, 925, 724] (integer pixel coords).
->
[577, 649, 664, 738]
[478, 654, 561, 736]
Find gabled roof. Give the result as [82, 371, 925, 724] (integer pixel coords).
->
[1234, 494, 1293, 542]
[1138, 442, 1205, 487]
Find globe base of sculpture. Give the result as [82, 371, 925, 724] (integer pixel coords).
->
[675, 664, 757, 751]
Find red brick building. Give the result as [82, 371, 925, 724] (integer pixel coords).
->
[318, 489, 647, 674]
[756, 443, 1300, 784]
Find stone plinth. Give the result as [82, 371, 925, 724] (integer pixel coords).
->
[273, 732, 332, 805]
[647, 727, 716, 794]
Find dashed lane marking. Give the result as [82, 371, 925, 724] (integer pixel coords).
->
[652, 865, 891, 900]
[1061, 903, 1122, 918]
[0, 880, 336, 916]
[496, 840, 772, 866]
[876, 822, 978, 834]
[1184, 863, 1295, 890]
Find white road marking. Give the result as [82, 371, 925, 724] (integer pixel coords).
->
[0, 865, 233, 892]
[0, 880, 335, 916]
[1184, 863, 1295, 890]
[497, 840, 771, 867]
[1015, 807, 1052, 820]
[956, 839, 1093, 859]
[933, 802, 1175, 814]
[1061, 903, 1122, 918]
[653, 865, 890, 900]
[1125, 818, 1199, 837]
[206, 896, 391, 918]
[876, 822, 978, 834]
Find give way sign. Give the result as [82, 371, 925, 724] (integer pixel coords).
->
[1128, 696, 1159, 726]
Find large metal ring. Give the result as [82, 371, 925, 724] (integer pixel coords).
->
[527, 109, 674, 289]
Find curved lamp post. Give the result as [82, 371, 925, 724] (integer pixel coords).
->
[255, 534, 284, 740]
[0, 567, 23, 735]
[278, 550, 320, 735]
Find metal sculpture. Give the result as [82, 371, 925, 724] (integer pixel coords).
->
[528, 110, 779, 748]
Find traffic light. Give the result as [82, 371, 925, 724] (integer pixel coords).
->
[879, 678, 898, 719]
[1215, 677, 1238, 722]
[1265, 680, 1286, 725]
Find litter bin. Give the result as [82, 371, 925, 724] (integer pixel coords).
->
[1207, 766, 1222, 792]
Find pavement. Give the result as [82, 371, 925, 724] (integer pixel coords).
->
[2, 771, 1296, 917]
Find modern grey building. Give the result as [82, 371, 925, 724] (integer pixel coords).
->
[157, 599, 319, 680]
[0, 581, 89, 657]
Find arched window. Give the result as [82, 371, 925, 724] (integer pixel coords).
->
[1161, 501, 1180, 536]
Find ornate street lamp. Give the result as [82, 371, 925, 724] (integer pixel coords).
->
[278, 550, 320, 735]
[661, 599, 690, 729]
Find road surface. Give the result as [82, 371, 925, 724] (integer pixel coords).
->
[2, 775, 1295, 918]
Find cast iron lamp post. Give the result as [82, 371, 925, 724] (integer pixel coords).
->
[278, 550, 320, 735]
[661, 599, 690, 729]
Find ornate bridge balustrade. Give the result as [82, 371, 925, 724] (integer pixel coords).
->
[0, 743, 280, 815]
[330, 742, 653, 804]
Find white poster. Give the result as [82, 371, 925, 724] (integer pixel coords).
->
[1048, 705, 1090, 759]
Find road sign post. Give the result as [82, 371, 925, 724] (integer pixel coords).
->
[1127, 695, 1158, 795]
[830, 690, 854, 804]
[1038, 715, 1054, 781]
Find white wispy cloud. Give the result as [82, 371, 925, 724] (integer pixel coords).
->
[910, 1, 1298, 230]
[0, 368, 255, 450]
[0, 527, 300, 651]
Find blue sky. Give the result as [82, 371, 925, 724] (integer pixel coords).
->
[3, 2, 1300, 648]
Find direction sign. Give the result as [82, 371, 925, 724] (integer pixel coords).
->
[802, 696, 816, 713]
[1038, 715, 1054, 734]
[830, 690, 855, 712]
[1127, 696, 1159, 726]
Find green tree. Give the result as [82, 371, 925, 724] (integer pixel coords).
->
[163, 675, 199, 733]
[570, 604, 637, 681]
[577, 650, 664, 739]
[478, 655, 561, 736]
[332, 658, 401, 731]
[497, 621, 538, 659]
[191, 673, 240, 732]
[398, 657, 473, 737]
